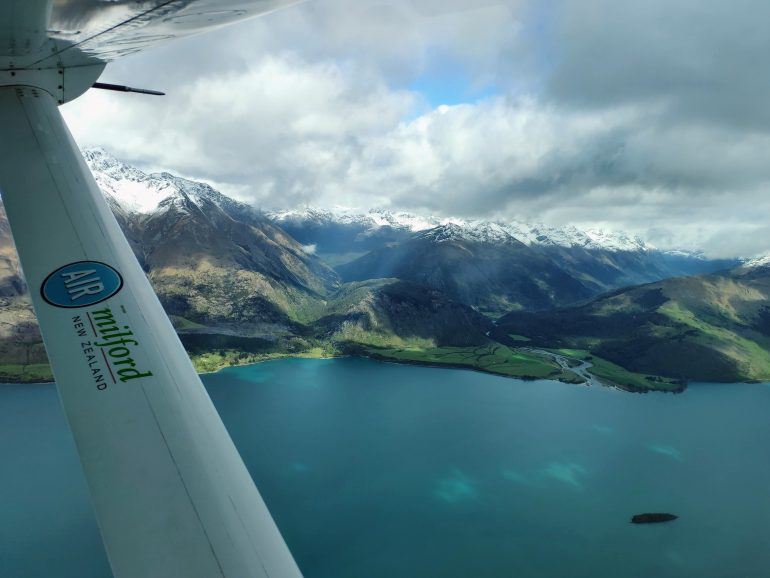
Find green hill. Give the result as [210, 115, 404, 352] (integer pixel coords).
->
[494, 265, 770, 383]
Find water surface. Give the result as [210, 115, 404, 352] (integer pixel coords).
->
[1, 358, 769, 577]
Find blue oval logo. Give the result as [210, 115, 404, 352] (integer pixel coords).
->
[41, 261, 124, 309]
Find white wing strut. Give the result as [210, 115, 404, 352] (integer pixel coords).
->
[0, 86, 303, 578]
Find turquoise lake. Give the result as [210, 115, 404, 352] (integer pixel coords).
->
[1, 357, 769, 577]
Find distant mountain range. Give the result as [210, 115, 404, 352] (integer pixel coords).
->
[0, 149, 765, 389]
[267, 206, 670, 254]
[268, 207, 737, 315]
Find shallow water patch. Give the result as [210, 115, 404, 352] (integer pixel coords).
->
[433, 468, 478, 504]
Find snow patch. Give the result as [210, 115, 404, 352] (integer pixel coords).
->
[267, 207, 653, 252]
[744, 254, 770, 268]
[83, 148, 250, 218]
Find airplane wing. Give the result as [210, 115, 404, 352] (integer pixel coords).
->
[0, 2, 304, 577]
[7, 1, 302, 69]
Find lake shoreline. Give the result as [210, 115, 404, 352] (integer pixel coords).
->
[0, 354, 680, 393]
[205, 348, 685, 394]
[3, 350, 750, 394]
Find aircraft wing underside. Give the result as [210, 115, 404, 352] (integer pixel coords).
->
[1, 0, 301, 69]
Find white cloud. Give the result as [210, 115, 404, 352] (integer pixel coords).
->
[60, 0, 770, 258]
[64, 54, 416, 195]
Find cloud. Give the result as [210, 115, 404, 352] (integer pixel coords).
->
[547, 0, 770, 129]
[60, 0, 770, 257]
[64, 54, 417, 200]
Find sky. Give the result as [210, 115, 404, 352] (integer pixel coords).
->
[61, 0, 770, 258]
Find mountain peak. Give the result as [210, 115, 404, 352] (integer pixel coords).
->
[416, 221, 520, 245]
[84, 147, 173, 214]
[744, 254, 770, 268]
[83, 147, 251, 218]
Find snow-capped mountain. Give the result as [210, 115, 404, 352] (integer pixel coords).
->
[415, 222, 519, 246]
[265, 207, 453, 233]
[270, 206, 738, 315]
[83, 148, 251, 219]
[79, 147, 339, 326]
[80, 151, 719, 278]
[744, 254, 770, 268]
[266, 207, 651, 253]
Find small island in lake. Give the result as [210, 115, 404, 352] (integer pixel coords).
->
[631, 513, 679, 524]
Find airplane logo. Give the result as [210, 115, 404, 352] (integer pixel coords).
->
[41, 261, 124, 308]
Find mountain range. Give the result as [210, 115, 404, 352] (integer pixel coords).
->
[0, 148, 764, 390]
[268, 207, 736, 315]
[266, 206, 656, 252]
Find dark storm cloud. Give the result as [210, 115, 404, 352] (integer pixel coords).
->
[548, 0, 770, 128]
